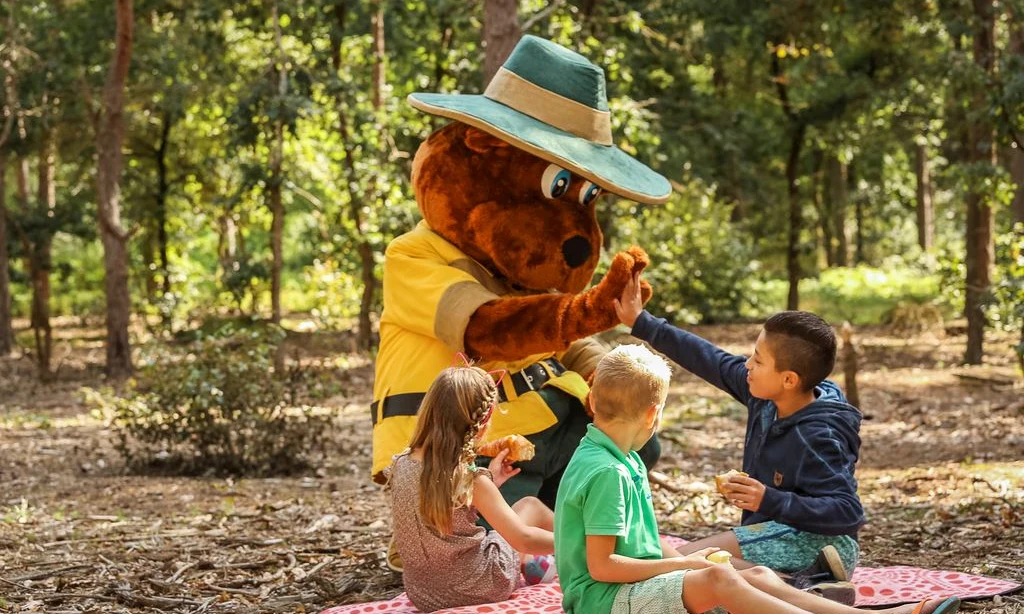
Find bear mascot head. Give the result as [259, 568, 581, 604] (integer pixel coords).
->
[372, 37, 670, 569]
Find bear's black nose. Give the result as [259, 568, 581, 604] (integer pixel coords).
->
[562, 235, 592, 268]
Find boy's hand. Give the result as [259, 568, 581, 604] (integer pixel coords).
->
[487, 448, 521, 489]
[673, 547, 718, 570]
[614, 272, 645, 328]
[722, 475, 765, 512]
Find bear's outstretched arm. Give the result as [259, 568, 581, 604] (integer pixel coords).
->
[464, 246, 653, 362]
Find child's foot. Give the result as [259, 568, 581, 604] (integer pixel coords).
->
[802, 580, 856, 606]
[887, 597, 961, 614]
[786, 545, 849, 587]
[522, 554, 556, 585]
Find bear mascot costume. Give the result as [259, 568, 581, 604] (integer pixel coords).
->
[371, 36, 671, 567]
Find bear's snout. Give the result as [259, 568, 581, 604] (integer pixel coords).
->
[561, 235, 592, 269]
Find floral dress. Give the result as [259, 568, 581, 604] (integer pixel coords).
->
[389, 452, 520, 612]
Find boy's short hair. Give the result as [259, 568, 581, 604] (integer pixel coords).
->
[763, 311, 837, 392]
[591, 344, 671, 420]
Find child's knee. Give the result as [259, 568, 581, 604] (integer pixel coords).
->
[701, 561, 741, 589]
[740, 565, 778, 586]
[512, 496, 544, 512]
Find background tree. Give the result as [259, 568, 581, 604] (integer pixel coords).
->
[92, 0, 136, 379]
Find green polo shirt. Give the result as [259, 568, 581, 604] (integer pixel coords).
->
[554, 424, 663, 614]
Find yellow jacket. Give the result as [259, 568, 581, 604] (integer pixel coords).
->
[371, 221, 605, 481]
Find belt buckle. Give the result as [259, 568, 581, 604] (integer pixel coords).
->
[523, 370, 536, 392]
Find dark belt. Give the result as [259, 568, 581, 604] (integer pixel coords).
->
[370, 358, 567, 425]
[497, 357, 566, 402]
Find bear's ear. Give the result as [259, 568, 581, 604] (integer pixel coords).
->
[463, 126, 511, 153]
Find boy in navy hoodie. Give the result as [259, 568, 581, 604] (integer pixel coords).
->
[614, 273, 865, 590]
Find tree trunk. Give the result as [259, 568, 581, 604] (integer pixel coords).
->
[268, 0, 287, 326]
[95, 0, 134, 380]
[826, 156, 848, 266]
[32, 127, 55, 379]
[840, 322, 860, 409]
[482, 0, 521, 84]
[1011, 145, 1024, 226]
[915, 142, 935, 250]
[156, 109, 172, 297]
[810, 149, 831, 268]
[141, 231, 158, 299]
[331, 0, 380, 351]
[0, 154, 12, 356]
[848, 161, 864, 264]
[1010, 13, 1024, 225]
[371, 1, 386, 110]
[786, 125, 806, 311]
[964, 0, 996, 365]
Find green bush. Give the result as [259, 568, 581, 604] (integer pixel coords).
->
[605, 181, 764, 324]
[88, 324, 329, 476]
[799, 263, 945, 325]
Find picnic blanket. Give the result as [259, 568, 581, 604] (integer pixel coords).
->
[323, 536, 1021, 614]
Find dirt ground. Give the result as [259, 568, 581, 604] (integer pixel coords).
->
[0, 319, 1022, 613]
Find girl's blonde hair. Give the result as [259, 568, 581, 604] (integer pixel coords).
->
[408, 365, 499, 534]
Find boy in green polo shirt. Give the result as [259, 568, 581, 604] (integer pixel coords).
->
[553, 344, 961, 614]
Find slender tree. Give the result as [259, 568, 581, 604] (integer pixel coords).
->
[827, 155, 849, 266]
[1009, 10, 1024, 226]
[94, 0, 135, 379]
[0, 74, 15, 356]
[330, 0, 384, 351]
[964, 0, 996, 365]
[268, 0, 287, 325]
[772, 52, 806, 310]
[915, 141, 935, 250]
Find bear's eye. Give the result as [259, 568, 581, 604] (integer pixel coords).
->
[541, 164, 572, 199]
[579, 182, 602, 206]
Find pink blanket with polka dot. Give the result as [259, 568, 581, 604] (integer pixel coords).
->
[323, 537, 1021, 614]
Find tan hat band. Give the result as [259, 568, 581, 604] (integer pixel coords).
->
[483, 67, 613, 146]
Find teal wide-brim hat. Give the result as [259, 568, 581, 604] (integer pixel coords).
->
[408, 35, 671, 205]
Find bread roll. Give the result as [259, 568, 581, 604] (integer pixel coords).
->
[476, 434, 536, 462]
[714, 469, 748, 494]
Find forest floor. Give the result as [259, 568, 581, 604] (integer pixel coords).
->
[0, 318, 1022, 613]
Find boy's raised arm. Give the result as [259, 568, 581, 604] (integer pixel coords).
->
[616, 274, 752, 406]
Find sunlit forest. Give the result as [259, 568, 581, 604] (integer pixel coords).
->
[0, 1, 1021, 613]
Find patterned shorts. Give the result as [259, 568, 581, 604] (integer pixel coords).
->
[611, 570, 690, 614]
[732, 521, 859, 575]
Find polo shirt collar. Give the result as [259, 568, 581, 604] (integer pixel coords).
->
[584, 423, 634, 466]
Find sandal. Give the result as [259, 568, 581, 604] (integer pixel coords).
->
[386, 536, 403, 573]
[911, 597, 961, 614]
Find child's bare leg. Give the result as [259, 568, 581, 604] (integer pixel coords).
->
[677, 530, 757, 569]
[737, 566, 957, 614]
[511, 496, 553, 531]
[511, 497, 554, 566]
[682, 564, 811, 614]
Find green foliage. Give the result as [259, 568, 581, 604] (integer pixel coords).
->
[223, 257, 270, 313]
[990, 226, 1024, 355]
[88, 324, 329, 476]
[605, 181, 762, 324]
[800, 262, 945, 325]
[1, 0, 1021, 363]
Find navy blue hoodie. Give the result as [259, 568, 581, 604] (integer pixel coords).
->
[632, 310, 866, 537]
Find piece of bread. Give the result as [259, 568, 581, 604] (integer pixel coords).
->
[714, 469, 748, 494]
[706, 551, 734, 565]
[476, 434, 536, 462]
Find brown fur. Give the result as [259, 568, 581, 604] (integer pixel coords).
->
[412, 122, 652, 362]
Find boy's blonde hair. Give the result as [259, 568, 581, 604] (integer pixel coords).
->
[591, 344, 671, 420]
